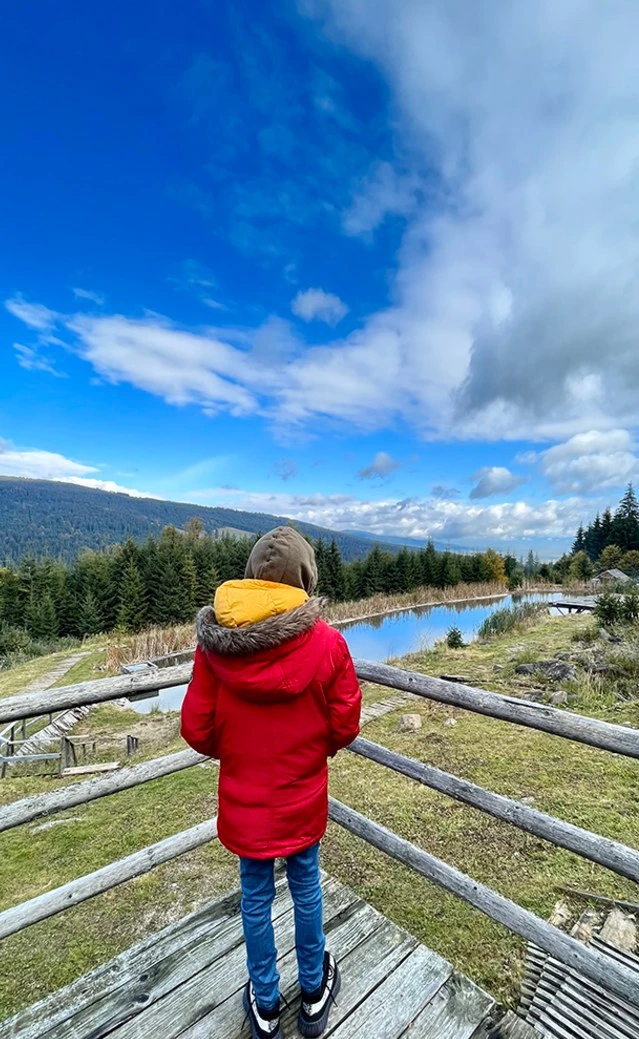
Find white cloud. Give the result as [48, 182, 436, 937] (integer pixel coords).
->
[295, 1, 639, 440]
[540, 429, 639, 495]
[73, 288, 105, 305]
[13, 343, 64, 377]
[0, 439, 153, 497]
[5, 295, 58, 332]
[0, 441, 98, 480]
[291, 288, 348, 325]
[194, 484, 587, 547]
[469, 466, 526, 500]
[358, 451, 401, 479]
[66, 312, 260, 416]
[343, 161, 418, 237]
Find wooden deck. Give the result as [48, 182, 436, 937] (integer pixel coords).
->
[1, 874, 529, 1039]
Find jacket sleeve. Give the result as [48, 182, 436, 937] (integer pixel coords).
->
[326, 635, 362, 755]
[181, 646, 220, 758]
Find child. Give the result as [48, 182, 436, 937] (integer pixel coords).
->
[181, 526, 362, 1039]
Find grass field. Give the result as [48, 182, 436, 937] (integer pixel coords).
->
[1, 612, 638, 1017]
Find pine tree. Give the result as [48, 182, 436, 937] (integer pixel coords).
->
[196, 561, 219, 608]
[584, 514, 603, 561]
[181, 554, 198, 620]
[326, 541, 346, 601]
[568, 550, 593, 582]
[439, 552, 461, 588]
[78, 590, 103, 636]
[420, 542, 439, 586]
[26, 592, 59, 639]
[600, 507, 614, 550]
[612, 484, 639, 553]
[362, 546, 385, 596]
[572, 525, 586, 555]
[116, 562, 147, 632]
[315, 540, 331, 597]
[598, 544, 623, 572]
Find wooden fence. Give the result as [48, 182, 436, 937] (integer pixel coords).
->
[0, 660, 638, 1009]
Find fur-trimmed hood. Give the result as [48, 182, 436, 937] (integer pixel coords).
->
[196, 598, 324, 657]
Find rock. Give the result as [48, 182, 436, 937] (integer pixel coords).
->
[493, 664, 505, 672]
[550, 690, 569, 707]
[515, 660, 576, 682]
[521, 795, 536, 806]
[443, 718, 458, 728]
[555, 652, 573, 661]
[600, 909, 637, 952]
[521, 689, 547, 703]
[399, 713, 422, 733]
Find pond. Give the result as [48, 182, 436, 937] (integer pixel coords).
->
[127, 591, 568, 714]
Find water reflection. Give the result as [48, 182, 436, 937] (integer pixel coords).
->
[127, 591, 565, 713]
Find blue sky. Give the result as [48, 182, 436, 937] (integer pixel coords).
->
[3, 1, 639, 556]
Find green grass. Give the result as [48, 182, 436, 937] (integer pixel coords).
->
[0, 613, 638, 1017]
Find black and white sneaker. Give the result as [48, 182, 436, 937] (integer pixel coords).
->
[298, 952, 341, 1038]
[242, 982, 283, 1039]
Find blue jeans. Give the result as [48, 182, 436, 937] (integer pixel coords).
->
[240, 843, 325, 1011]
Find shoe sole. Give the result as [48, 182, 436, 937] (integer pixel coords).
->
[242, 987, 283, 1039]
[297, 966, 341, 1038]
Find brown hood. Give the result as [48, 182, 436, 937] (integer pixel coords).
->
[196, 598, 324, 657]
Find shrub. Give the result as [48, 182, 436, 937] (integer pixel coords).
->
[594, 590, 623, 628]
[446, 626, 464, 649]
[621, 585, 639, 623]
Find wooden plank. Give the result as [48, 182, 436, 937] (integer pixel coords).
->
[0, 818, 217, 940]
[488, 1012, 540, 1038]
[3, 886, 247, 1039]
[11, 876, 304, 1039]
[329, 945, 452, 1038]
[62, 762, 120, 776]
[106, 878, 359, 1039]
[0, 749, 207, 834]
[354, 660, 639, 760]
[0, 662, 193, 724]
[403, 973, 495, 1038]
[350, 738, 639, 884]
[328, 798, 639, 1010]
[3, 876, 285, 1039]
[182, 899, 417, 1038]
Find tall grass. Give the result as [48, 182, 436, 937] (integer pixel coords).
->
[478, 602, 548, 640]
[327, 581, 506, 624]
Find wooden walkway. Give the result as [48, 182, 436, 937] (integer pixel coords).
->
[2, 875, 529, 1039]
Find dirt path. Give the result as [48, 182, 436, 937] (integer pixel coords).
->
[13, 653, 91, 757]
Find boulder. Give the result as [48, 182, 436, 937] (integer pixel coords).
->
[550, 690, 569, 707]
[515, 660, 576, 682]
[399, 714, 422, 733]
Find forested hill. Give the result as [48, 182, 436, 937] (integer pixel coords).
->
[0, 477, 390, 564]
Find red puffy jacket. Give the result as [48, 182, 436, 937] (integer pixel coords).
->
[181, 595, 362, 860]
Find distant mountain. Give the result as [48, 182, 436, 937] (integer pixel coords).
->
[345, 529, 475, 554]
[0, 478, 399, 565]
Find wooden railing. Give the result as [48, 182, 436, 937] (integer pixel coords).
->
[0, 660, 638, 1010]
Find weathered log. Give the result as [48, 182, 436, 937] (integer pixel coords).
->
[328, 799, 639, 1008]
[0, 662, 193, 723]
[0, 818, 218, 940]
[354, 659, 639, 759]
[0, 749, 207, 833]
[349, 737, 639, 883]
